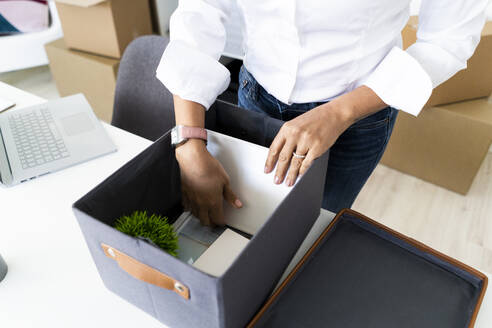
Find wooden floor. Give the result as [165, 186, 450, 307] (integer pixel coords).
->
[2, 66, 492, 273]
[353, 153, 492, 273]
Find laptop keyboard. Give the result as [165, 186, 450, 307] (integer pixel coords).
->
[8, 107, 69, 170]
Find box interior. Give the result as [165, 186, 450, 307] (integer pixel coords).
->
[206, 130, 295, 235]
[73, 130, 183, 228]
[170, 129, 297, 276]
[74, 120, 295, 277]
[252, 211, 486, 328]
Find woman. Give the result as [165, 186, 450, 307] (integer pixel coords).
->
[157, 0, 488, 226]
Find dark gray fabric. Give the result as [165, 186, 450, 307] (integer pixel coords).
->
[0, 254, 7, 282]
[111, 36, 175, 141]
[344, 215, 483, 288]
[74, 105, 329, 328]
[209, 99, 282, 148]
[254, 211, 485, 328]
[74, 130, 183, 225]
[221, 150, 328, 328]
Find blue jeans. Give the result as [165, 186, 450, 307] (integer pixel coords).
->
[237, 66, 398, 213]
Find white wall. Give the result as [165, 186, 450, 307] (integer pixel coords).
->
[153, 0, 178, 35]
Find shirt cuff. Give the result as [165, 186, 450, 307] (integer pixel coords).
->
[156, 40, 230, 110]
[363, 46, 433, 116]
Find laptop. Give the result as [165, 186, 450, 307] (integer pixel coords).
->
[0, 94, 116, 186]
[0, 97, 15, 113]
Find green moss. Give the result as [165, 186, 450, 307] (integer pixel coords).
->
[114, 211, 178, 257]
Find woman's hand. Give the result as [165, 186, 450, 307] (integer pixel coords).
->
[176, 139, 243, 226]
[264, 86, 387, 186]
[264, 102, 352, 186]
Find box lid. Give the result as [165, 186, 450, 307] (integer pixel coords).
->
[55, 0, 107, 7]
[249, 209, 488, 328]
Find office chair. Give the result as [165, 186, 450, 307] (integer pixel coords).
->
[111, 36, 174, 141]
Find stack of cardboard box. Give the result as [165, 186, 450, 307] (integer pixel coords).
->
[381, 17, 492, 195]
[45, 0, 153, 123]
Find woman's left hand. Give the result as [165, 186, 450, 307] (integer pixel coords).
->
[264, 102, 353, 186]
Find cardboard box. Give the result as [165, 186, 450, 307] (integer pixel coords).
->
[381, 98, 492, 194]
[55, 0, 153, 58]
[403, 17, 492, 107]
[45, 38, 119, 123]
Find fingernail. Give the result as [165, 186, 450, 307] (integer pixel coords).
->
[235, 199, 243, 208]
[264, 166, 269, 173]
[274, 176, 281, 184]
[285, 178, 292, 186]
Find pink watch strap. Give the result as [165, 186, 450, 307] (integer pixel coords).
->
[181, 126, 208, 142]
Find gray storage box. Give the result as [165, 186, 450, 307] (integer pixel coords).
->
[73, 103, 329, 328]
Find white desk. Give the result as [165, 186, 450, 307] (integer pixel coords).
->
[0, 82, 491, 327]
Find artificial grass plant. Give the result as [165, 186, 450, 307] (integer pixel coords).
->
[114, 211, 178, 257]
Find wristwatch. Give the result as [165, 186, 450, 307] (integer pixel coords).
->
[171, 125, 208, 147]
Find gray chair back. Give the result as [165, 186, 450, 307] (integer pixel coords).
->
[112, 36, 175, 141]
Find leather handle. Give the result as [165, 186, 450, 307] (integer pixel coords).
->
[101, 243, 189, 300]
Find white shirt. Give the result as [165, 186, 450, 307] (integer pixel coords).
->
[156, 0, 488, 116]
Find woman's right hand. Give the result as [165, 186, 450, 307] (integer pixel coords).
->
[175, 138, 243, 226]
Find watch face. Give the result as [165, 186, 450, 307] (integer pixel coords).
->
[171, 126, 186, 146]
[171, 128, 178, 145]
